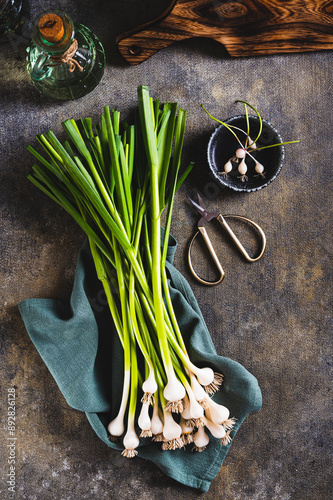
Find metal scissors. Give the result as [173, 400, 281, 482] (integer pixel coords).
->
[188, 194, 266, 285]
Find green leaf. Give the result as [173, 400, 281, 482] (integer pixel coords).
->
[236, 100, 262, 145]
[162, 108, 187, 265]
[157, 103, 177, 208]
[104, 105, 131, 238]
[201, 104, 244, 147]
[138, 86, 159, 172]
[118, 138, 133, 223]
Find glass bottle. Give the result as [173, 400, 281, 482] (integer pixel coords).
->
[0, 0, 29, 42]
[26, 10, 105, 101]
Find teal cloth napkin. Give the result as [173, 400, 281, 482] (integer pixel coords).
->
[18, 235, 262, 492]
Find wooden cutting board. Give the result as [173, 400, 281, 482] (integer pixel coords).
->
[116, 0, 333, 65]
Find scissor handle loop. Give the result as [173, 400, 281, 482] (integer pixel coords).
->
[188, 226, 225, 286]
[217, 214, 266, 262]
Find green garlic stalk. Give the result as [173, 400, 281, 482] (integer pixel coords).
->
[27, 85, 234, 458]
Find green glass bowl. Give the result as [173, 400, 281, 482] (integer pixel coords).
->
[207, 115, 285, 192]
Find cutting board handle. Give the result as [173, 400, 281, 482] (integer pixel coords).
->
[116, 0, 186, 66]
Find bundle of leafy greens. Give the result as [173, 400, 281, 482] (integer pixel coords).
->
[27, 85, 235, 456]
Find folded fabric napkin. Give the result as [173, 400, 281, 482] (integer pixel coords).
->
[18, 235, 262, 492]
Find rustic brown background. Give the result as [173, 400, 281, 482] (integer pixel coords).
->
[1, 1, 332, 498]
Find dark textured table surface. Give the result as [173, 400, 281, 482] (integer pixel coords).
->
[1, 1, 332, 499]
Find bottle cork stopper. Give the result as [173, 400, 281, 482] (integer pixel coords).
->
[38, 13, 65, 43]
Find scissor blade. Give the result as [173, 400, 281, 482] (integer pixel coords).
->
[197, 193, 206, 210]
[189, 196, 219, 222]
[189, 197, 207, 217]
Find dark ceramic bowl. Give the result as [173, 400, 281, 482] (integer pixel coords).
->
[207, 115, 285, 192]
